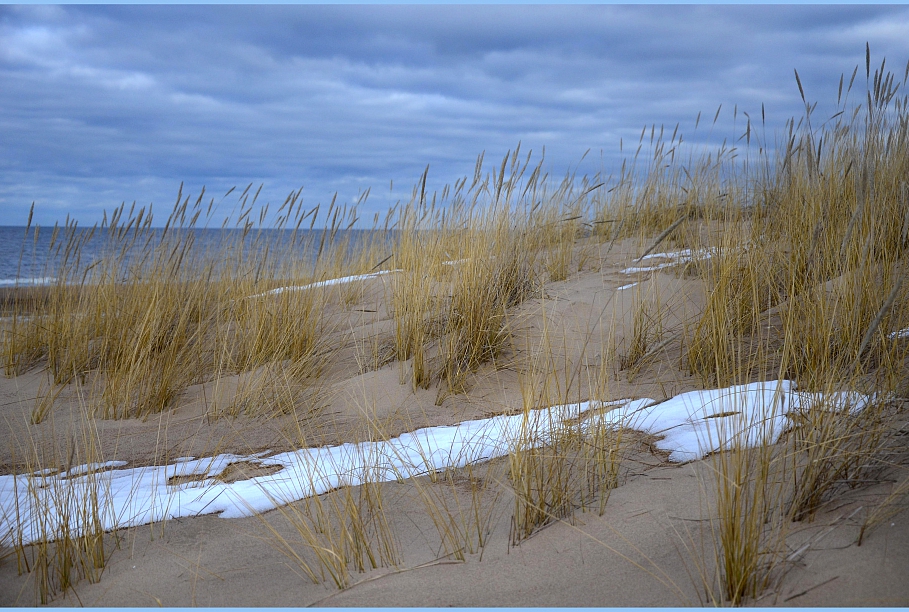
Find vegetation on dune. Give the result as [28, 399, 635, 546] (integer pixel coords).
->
[1, 49, 908, 606]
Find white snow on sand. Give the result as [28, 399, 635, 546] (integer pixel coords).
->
[0, 381, 877, 545]
[889, 328, 909, 339]
[246, 270, 400, 299]
[621, 248, 719, 275]
[245, 258, 477, 299]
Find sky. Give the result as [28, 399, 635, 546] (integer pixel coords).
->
[2, 4, 909, 227]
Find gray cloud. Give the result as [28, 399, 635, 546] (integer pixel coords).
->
[2, 5, 909, 226]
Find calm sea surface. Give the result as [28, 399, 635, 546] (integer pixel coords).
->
[0, 226, 386, 286]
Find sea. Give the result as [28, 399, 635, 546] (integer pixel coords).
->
[0, 226, 388, 287]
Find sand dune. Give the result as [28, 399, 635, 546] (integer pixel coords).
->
[2, 237, 906, 607]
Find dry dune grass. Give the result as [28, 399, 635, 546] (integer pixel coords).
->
[1, 52, 909, 606]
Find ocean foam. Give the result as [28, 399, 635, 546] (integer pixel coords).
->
[0, 277, 57, 287]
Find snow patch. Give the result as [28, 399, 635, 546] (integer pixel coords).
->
[246, 270, 400, 298]
[0, 381, 877, 545]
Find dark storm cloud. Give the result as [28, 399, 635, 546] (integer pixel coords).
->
[2, 5, 909, 225]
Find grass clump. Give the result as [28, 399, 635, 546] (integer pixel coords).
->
[508, 303, 628, 544]
[677, 52, 909, 603]
[7, 394, 117, 605]
[254, 477, 400, 590]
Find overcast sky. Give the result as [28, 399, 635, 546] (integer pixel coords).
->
[2, 4, 909, 227]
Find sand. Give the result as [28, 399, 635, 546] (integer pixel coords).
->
[1, 235, 907, 607]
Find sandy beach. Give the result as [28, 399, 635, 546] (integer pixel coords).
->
[1, 233, 907, 607]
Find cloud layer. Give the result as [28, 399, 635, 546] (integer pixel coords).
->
[2, 5, 908, 226]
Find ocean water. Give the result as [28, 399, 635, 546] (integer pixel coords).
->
[0, 226, 387, 286]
